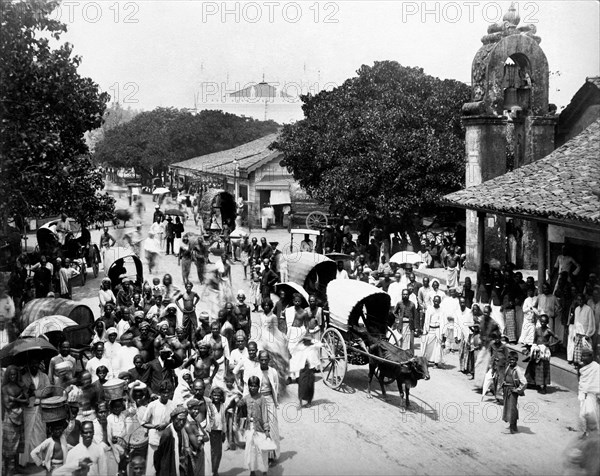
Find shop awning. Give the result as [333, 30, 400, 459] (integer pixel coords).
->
[255, 178, 292, 191]
[270, 190, 291, 205]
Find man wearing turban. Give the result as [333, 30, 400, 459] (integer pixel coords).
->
[154, 405, 191, 476]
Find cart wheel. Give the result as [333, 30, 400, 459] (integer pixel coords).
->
[320, 328, 347, 389]
[306, 211, 328, 230]
[381, 327, 401, 385]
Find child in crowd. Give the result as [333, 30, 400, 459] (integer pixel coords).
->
[30, 420, 69, 474]
[223, 374, 242, 450]
[145, 294, 163, 324]
[250, 265, 262, 312]
[107, 398, 129, 474]
[209, 387, 227, 475]
[151, 277, 163, 299]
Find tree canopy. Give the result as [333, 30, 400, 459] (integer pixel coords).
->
[85, 102, 141, 153]
[94, 108, 279, 184]
[272, 61, 470, 247]
[0, 0, 115, 227]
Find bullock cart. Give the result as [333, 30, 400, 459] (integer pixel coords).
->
[276, 251, 336, 303]
[104, 247, 144, 292]
[36, 219, 100, 283]
[319, 279, 404, 389]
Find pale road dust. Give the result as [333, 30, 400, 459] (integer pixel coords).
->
[60, 191, 587, 476]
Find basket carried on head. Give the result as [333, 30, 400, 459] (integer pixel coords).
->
[103, 378, 126, 401]
[41, 389, 68, 423]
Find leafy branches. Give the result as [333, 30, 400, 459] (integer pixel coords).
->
[273, 61, 470, 241]
[0, 0, 113, 227]
[94, 108, 279, 183]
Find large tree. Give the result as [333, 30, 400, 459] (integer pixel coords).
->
[272, 61, 470, 249]
[0, 0, 114, 228]
[94, 108, 279, 184]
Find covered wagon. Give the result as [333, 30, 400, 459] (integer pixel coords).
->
[197, 189, 237, 233]
[104, 247, 144, 292]
[319, 280, 399, 389]
[19, 298, 94, 349]
[277, 251, 336, 302]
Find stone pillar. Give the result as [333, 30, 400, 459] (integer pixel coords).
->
[477, 211, 486, 285]
[463, 115, 507, 270]
[520, 116, 558, 268]
[522, 116, 558, 166]
[536, 221, 548, 291]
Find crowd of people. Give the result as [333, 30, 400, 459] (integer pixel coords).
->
[1, 198, 599, 475]
[0, 218, 325, 476]
[333, 236, 599, 437]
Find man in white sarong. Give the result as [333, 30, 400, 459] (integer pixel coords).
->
[538, 282, 562, 343]
[445, 247, 460, 289]
[441, 288, 461, 352]
[578, 348, 600, 435]
[456, 297, 475, 374]
[248, 351, 281, 464]
[20, 360, 51, 466]
[422, 296, 444, 366]
[569, 293, 596, 364]
[387, 272, 404, 309]
[392, 289, 418, 351]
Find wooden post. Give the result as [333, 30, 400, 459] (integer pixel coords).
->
[536, 221, 548, 291]
[477, 212, 486, 286]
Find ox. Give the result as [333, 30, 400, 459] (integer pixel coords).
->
[357, 328, 430, 407]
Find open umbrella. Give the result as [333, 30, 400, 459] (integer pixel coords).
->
[390, 251, 422, 266]
[326, 252, 352, 261]
[153, 187, 170, 195]
[20, 315, 78, 338]
[0, 336, 58, 367]
[165, 208, 185, 217]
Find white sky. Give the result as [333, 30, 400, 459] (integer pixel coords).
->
[57, 0, 600, 114]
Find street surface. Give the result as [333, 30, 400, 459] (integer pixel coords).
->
[51, 191, 587, 475]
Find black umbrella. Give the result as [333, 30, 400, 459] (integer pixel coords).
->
[0, 336, 58, 367]
[326, 252, 352, 261]
[165, 208, 185, 217]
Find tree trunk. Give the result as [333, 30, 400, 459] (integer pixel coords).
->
[405, 221, 422, 253]
[399, 229, 409, 251]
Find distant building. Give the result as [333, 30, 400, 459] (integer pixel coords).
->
[555, 77, 600, 147]
[169, 133, 295, 228]
[195, 80, 302, 124]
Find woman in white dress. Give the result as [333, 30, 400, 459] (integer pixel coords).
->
[250, 298, 290, 392]
[518, 287, 539, 346]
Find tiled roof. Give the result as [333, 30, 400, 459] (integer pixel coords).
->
[442, 119, 600, 229]
[170, 133, 280, 176]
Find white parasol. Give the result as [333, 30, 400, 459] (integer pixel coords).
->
[20, 315, 78, 338]
[390, 251, 422, 266]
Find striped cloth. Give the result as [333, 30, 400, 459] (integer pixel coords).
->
[504, 309, 517, 342]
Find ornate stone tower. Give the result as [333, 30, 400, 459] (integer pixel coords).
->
[462, 4, 557, 269]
